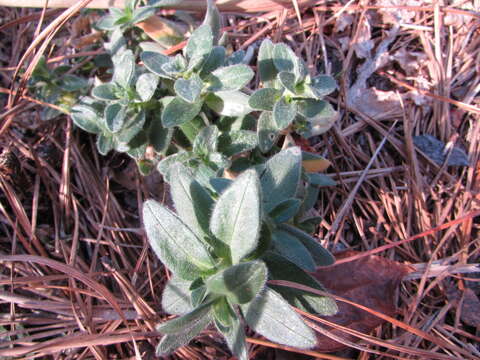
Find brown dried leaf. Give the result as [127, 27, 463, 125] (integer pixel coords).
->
[311, 250, 412, 352]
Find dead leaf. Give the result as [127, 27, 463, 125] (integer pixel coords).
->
[352, 17, 374, 59]
[136, 16, 185, 47]
[311, 250, 412, 352]
[460, 288, 480, 327]
[302, 158, 331, 173]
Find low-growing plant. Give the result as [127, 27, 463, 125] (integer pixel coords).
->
[63, 0, 341, 357]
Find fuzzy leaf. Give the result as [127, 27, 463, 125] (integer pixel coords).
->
[157, 152, 193, 182]
[308, 75, 337, 99]
[143, 200, 215, 280]
[116, 110, 145, 145]
[136, 72, 159, 101]
[149, 115, 173, 154]
[273, 43, 297, 73]
[105, 103, 127, 133]
[210, 169, 261, 263]
[307, 173, 336, 187]
[273, 97, 297, 130]
[218, 130, 257, 157]
[161, 96, 203, 128]
[174, 74, 203, 103]
[301, 184, 320, 213]
[279, 224, 335, 266]
[162, 276, 193, 315]
[217, 315, 248, 360]
[241, 288, 317, 349]
[206, 261, 267, 304]
[297, 99, 334, 118]
[257, 111, 279, 153]
[278, 71, 297, 93]
[59, 74, 88, 92]
[185, 24, 213, 69]
[156, 311, 211, 355]
[203, 0, 222, 44]
[113, 50, 136, 88]
[162, 54, 187, 75]
[260, 147, 302, 213]
[272, 229, 315, 272]
[170, 163, 214, 239]
[209, 178, 232, 194]
[248, 88, 282, 111]
[71, 104, 103, 134]
[207, 64, 254, 92]
[131, 6, 157, 24]
[205, 91, 252, 117]
[212, 297, 235, 327]
[157, 301, 212, 334]
[193, 125, 220, 156]
[141, 51, 171, 78]
[258, 39, 277, 83]
[269, 198, 301, 223]
[92, 83, 120, 101]
[200, 46, 226, 76]
[96, 134, 115, 155]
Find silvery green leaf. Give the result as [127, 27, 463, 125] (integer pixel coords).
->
[258, 39, 277, 84]
[116, 110, 145, 144]
[205, 91, 252, 117]
[193, 125, 220, 156]
[413, 134, 469, 167]
[96, 14, 121, 30]
[161, 97, 203, 128]
[170, 163, 214, 239]
[207, 65, 254, 92]
[307, 173, 336, 187]
[273, 43, 297, 73]
[162, 54, 188, 75]
[59, 74, 88, 92]
[301, 184, 319, 212]
[179, 115, 204, 143]
[206, 261, 267, 304]
[210, 169, 261, 264]
[141, 51, 171, 78]
[157, 301, 212, 334]
[92, 83, 120, 101]
[307, 75, 337, 99]
[278, 71, 297, 94]
[202, 0, 222, 45]
[96, 134, 116, 155]
[218, 130, 257, 157]
[248, 88, 282, 111]
[191, 285, 207, 307]
[218, 317, 248, 360]
[162, 277, 193, 315]
[135, 73, 159, 101]
[241, 288, 316, 349]
[113, 50, 136, 88]
[149, 115, 173, 154]
[105, 103, 127, 133]
[272, 229, 315, 272]
[131, 6, 156, 24]
[212, 297, 235, 327]
[200, 46, 226, 76]
[209, 178, 232, 194]
[174, 75, 203, 103]
[269, 198, 301, 224]
[104, 28, 127, 58]
[156, 311, 211, 355]
[227, 49, 246, 65]
[297, 98, 332, 118]
[149, 0, 182, 6]
[272, 97, 297, 130]
[257, 111, 279, 153]
[71, 104, 103, 134]
[260, 147, 302, 213]
[279, 224, 335, 266]
[157, 151, 193, 182]
[126, 137, 147, 159]
[184, 24, 213, 69]
[143, 200, 215, 280]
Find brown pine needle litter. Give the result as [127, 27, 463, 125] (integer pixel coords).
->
[0, 1, 480, 359]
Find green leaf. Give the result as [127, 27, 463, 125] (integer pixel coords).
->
[272, 97, 297, 130]
[96, 134, 115, 155]
[59, 74, 88, 92]
[209, 178, 232, 194]
[202, 0, 222, 45]
[162, 276, 193, 315]
[96, 14, 121, 30]
[149, 113, 173, 154]
[71, 104, 103, 134]
[184, 24, 213, 69]
[278, 71, 297, 93]
[157, 151, 193, 182]
[161, 97, 203, 128]
[301, 184, 319, 212]
[174, 74, 203, 103]
[241, 288, 317, 349]
[191, 285, 207, 307]
[157, 301, 212, 334]
[207, 64, 254, 92]
[131, 6, 156, 24]
[212, 297, 235, 327]
[193, 125, 220, 156]
[162, 54, 187, 75]
[200, 46, 226, 76]
[216, 315, 248, 360]
[92, 83, 120, 101]
[210, 169, 261, 264]
[218, 130, 257, 157]
[306, 173, 336, 187]
[297, 99, 332, 118]
[156, 310, 211, 356]
[205, 91, 251, 117]
[257, 111, 279, 153]
[143, 200, 215, 280]
[273, 43, 297, 73]
[260, 147, 302, 213]
[271, 229, 315, 272]
[116, 110, 145, 145]
[206, 261, 267, 304]
[136, 72, 159, 101]
[248, 88, 282, 111]
[269, 198, 301, 223]
[307, 75, 336, 98]
[169, 163, 214, 239]
[104, 103, 127, 133]
[141, 51, 171, 78]
[113, 50, 136, 88]
[258, 39, 277, 83]
[279, 224, 335, 266]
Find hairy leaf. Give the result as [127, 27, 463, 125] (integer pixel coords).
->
[269, 198, 301, 223]
[273, 43, 296, 73]
[185, 24, 213, 69]
[257, 111, 279, 153]
[272, 229, 315, 272]
[205, 91, 252, 117]
[212, 297, 235, 327]
[161, 96, 203, 128]
[207, 64, 254, 92]
[307, 173, 336, 187]
[113, 50, 136, 88]
[193, 125, 220, 156]
[308, 75, 337, 99]
[104, 103, 127, 133]
[136, 72, 159, 101]
[96, 134, 115, 155]
[174, 74, 203, 103]
[272, 97, 297, 130]
[92, 83, 120, 101]
[278, 71, 297, 94]
[157, 301, 212, 333]
[71, 104, 103, 134]
[217, 316, 248, 360]
[258, 39, 277, 83]
[143, 200, 215, 280]
[248, 88, 282, 111]
[162, 276, 193, 315]
[200, 46, 226, 76]
[141, 51, 171, 78]
[210, 169, 261, 263]
[131, 6, 157, 24]
[218, 130, 257, 157]
[241, 288, 316, 349]
[203, 0, 222, 44]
